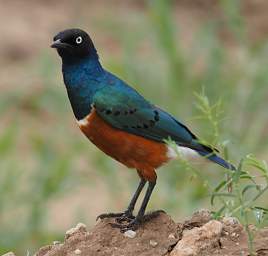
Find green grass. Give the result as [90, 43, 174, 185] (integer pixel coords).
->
[1, 0, 268, 254]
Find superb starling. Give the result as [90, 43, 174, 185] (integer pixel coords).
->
[51, 28, 235, 230]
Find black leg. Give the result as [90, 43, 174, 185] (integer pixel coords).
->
[126, 178, 146, 213]
[96, 178, 146, 221]
[136, 181, 155, 219]
[111, 180, 156, 231]
[115, 178, 146, 223]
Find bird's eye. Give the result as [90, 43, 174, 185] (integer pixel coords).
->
[76, 36, 83, 44]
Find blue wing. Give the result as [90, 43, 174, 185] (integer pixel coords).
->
[93, 74, 235, 170]
[93, 85, 196, 146]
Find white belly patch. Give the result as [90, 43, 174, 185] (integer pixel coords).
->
[166, 145, 200, 160]
[76, 113, 92, 128]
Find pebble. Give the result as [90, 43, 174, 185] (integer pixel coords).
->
[222, 216, 239, 226]
[168, 234, 176, 239]
[74, 249, 81, 255]
[123, 230, 136, 238]
[53, 241, 61, 245]
[149, 240, 158, 247]
[66, 223, 87, 238]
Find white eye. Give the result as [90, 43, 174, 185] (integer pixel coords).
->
[76, 36, 83, 44]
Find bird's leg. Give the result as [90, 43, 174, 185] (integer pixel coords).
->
[96, 178, 146, 222]
[115, 178, 146, 223]
[111, 180, 156, 231]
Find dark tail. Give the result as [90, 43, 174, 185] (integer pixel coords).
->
[197, 151, 236, 171]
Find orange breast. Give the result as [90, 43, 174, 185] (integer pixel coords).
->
[77, 109, 170, 181]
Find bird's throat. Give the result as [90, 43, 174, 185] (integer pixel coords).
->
[62, 57, 104, 120]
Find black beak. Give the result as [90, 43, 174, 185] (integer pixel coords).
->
[50, 39, 63, 48]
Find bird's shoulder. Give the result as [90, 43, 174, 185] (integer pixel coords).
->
[94, 71, 152, 108]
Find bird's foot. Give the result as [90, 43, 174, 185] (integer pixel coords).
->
[110, 210, 166, 232]
[115, 210, 135, 223]
[111, 216, 142, 232]
[96, 210, 134, 223]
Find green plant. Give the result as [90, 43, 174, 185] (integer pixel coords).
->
[210, 156, 268, 255]
[168, 91, 268, 255]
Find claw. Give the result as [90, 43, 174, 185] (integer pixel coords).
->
[115, 212, 135, 223]
[110, 218, 141, 232]
[96, 212, 125, 221]
[96, 210, 135, 222]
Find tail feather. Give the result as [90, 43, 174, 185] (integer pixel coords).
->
[197, 151, 236, 171]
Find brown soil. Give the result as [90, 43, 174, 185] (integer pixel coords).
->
[33, 210, 268, 256]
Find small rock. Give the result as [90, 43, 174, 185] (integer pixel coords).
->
[149, 240, 158, 247]
[123, 230, 136, 238]
[35, 245, 53, 255]
[168, 234, 176, 239]
[222, 216, 240, 226]
[184, 209, 212, 228]
[231, 232, 237, 237]
[53, 241, 61, 245]
[74, 249, 81, 255]
[170, 220, 223, 256]
[65, 223, 87, 239]
[1, 252, 16, 256]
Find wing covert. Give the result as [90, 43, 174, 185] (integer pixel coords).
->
[93, 86, 196, 146]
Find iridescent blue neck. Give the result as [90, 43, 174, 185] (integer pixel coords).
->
[62, 52, 103, 83]
[62, 55, 105, 120]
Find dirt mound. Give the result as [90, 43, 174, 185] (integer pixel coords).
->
[32, 210, 268, 256]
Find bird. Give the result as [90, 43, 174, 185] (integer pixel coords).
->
[51, 28, 236, 231]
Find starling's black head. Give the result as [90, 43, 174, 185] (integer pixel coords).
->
[51, 28, 97, 63]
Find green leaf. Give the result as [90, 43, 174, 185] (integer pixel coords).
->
[233, 159, 244, 184]
[211, 180, 229, 205]
[210, 192, 236, 206]
[252, 206, 268, 214]
[242, 184, 261, 196]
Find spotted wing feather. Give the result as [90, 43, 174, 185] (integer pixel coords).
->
[93, 85, 201, 150]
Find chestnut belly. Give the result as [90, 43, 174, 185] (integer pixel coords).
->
[77, 110, 170, 170]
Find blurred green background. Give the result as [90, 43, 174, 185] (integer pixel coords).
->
[1, 0, 268, 254]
